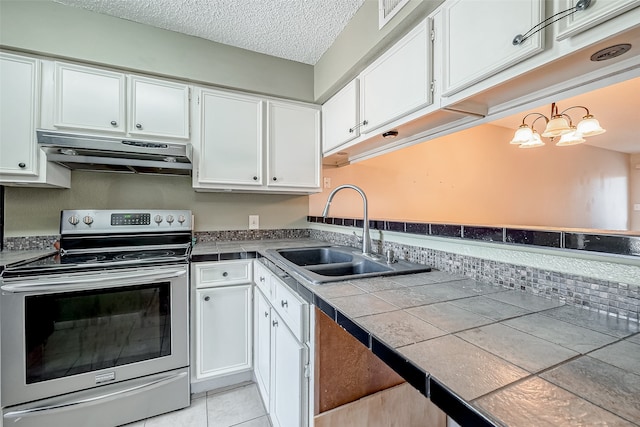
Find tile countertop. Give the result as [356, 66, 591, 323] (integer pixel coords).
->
[0, 249, 56, 269]
[206, 239, 640, 425]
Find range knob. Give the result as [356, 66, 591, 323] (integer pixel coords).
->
[154, 215, 163, 225]
[68, 215, 80, 226]
[178, 215, 186, 224]
[166, 215, 174, 224]
[83, 216, 94, 225]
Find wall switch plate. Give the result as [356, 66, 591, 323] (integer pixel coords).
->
[249, 215, 259, 229]
[323, 177, 331, 189]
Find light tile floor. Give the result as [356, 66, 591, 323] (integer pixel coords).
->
[121, 383, 271, 427]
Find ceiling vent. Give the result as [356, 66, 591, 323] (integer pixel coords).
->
[379, 0, 411, 29]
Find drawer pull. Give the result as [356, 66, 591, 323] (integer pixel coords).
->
[264, 311, 269, 318]
[222, 272, 228, 277]
[260, 276, 265, 282]
[272, 320, 279, 327]
[281, 300, 288, 308]
[204, 296, 210, 302]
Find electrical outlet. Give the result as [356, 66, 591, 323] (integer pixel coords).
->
[323, 177, 331, 189]
[249, 215, 259, 230]
[634, 204, 640, 211]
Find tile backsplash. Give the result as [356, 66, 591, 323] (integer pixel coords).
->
[3, 235, 58, 251]
[309, 228, 639, 322]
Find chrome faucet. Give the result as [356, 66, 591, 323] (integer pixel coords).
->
[322, 184, 372, 256]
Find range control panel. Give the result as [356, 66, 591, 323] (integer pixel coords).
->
[60, 210, 193, 234]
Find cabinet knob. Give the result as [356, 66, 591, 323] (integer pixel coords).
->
[110, 120, 118, 126]
[272, 177, 277, 182]
[204, 296, 210, 302]
[135, 123, 143, 129]
[253, 176, 258, 181]
[222, 272, 228, 277]
[281, 300, 288, 308]
[264, 311, 269, 318]
[272, 320, 279, 327]
[18, 162, 26, 168]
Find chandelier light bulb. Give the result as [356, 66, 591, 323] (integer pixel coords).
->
[556, 128, 585, 146]
[542, 115, 572, 137]
[576, 115, 606, 137]
[510, 124, 533, 144]
[519, 131, 545, 148]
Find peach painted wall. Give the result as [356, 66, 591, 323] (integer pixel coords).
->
[310, 124, 631, 231]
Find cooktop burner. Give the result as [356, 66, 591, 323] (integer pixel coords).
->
[1, 209, 193, 280]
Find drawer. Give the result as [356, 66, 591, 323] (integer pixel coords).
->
[272, 276, 308, 342]
[194, 260, 253, 288]
[253, 260, 272, 298]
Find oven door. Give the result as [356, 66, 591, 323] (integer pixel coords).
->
[0, 264, 189, 408]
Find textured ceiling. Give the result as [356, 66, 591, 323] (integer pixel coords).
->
[54, 0, 367, 65]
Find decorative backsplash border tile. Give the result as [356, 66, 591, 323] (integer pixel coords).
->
[3, 235, 59, 251]
[309, 228, 640, 322]
[308, 216, 640, 258]
[195, 229, 310, 242]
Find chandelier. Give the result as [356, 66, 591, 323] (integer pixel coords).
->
[509, 102, 606, 149]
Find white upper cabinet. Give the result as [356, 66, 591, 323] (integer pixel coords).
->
[52, 62, 189, 139]
[0, 53, 70, 187]
[1, 53, 40, 176]
[55, 62, 126, 133]
[556, 0, 640, 40]
[128, 76, 190, 139]
[196, 89, 263, 187]
[441, 0, 545, 96]
[321, 17, 433, 158]
[322, 79, 359, 154]
[267, 101, 321, 190]
[359, 18, 432, 134]
[193, 88, 321, 194]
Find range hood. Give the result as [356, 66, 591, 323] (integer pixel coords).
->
[36, 130, 193, 176]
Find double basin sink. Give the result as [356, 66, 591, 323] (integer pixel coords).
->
[266, 246, 431, 284]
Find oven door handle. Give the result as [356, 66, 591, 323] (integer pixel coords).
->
[3, 370, 188, 419]
[0, 268, 187, 293]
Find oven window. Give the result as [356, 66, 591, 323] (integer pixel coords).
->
[24, 283, 171, 384]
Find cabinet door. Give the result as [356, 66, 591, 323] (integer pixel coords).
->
[129, 76, 190, 139]
[556, 0, 640, 40]
[322, 79, 359, 154]
[55, 62, 125, 133]
[197, 90, 263, 186]
[441, 0, 545, 96]
[195, 285, 252, 379]
[267, 101, 320, 190]
[270, 311, 308, 427]
[254, 288, 272, 407]
[0, 53, 39, 176]
[359, 18, 431, 134]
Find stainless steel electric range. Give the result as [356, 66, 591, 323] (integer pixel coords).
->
[1, 209, 193, 427]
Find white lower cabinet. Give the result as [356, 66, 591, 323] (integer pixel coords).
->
[270, 309, 308, 427]
[254, 288, 272, 404]
[192, 261, 253, 383]
[253, 261, 311, 427]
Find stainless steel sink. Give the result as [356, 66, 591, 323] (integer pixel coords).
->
[266, 246, 431, 284]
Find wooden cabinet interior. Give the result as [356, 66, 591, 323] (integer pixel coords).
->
[314, 308, 403, 413]
[314, 308, 446, 426]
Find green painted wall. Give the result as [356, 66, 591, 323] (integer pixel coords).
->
[4, 172, 309, 236]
